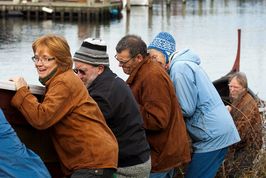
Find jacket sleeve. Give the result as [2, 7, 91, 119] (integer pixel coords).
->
[170, 64, 197, 118]
[140, 73, 171, 131]
[11, 82, 75, 130]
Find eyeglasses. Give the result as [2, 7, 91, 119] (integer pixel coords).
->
[114, 54, 136, 66]
[32, 55, 55, 64]
[73, 68, 87, 75]
[228, 84, 242, 90]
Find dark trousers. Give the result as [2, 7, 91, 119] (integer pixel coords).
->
[71, 168, 116, 178]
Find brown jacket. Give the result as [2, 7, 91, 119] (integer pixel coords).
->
[220, 91, 263, 177]
[11, 69, 118, 175]
[127, 58, 191, 172]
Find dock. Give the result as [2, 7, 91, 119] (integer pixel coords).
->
[0, 0, 123, 21]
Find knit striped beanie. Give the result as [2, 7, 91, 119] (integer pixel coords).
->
[148, 32, 176, 64]
[73, 38, 109, 66]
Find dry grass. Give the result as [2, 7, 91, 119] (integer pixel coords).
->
[219, 99, 266, 178]
[253, 100, 266, 178]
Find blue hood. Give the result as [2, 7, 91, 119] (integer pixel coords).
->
[167, 49, 240, 153]
[170, 48, 201, 66]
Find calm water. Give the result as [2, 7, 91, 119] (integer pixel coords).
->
[1, 0, 266, 99]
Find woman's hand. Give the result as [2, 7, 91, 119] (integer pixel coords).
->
[9, 77, 28, 90]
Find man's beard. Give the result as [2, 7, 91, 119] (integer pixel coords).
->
[85, 73, 98, 88]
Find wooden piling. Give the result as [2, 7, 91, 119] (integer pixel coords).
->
[166, 0, 171, 6]
[126, 0, 130, 12]
[148, 0, 153, 8]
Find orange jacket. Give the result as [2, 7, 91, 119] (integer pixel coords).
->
[11, 69, 118, 175]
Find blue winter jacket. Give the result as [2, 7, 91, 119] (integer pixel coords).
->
[0, 108, 51, 178]
[169, 49, 240, 153]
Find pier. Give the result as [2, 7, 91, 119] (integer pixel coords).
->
[0, 0, 123, 21]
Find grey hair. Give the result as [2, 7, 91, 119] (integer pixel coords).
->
[229, 72, 248, 89]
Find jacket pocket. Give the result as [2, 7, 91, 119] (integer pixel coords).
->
[186, 111, 212, 142]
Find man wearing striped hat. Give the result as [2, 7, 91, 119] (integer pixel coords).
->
[73, 38, 151, 178]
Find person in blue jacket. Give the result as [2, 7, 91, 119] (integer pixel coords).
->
[148, 32, 241, 178]
[0, 108, 51, 178]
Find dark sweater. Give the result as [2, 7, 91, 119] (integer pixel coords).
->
[88, 67, 150, 167]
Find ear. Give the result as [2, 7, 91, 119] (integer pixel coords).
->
[165, 63, 170, 71]
[136, 54, 144, 62]
[97, 65, 105, 74]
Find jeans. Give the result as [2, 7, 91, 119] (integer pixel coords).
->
[185, 147, 228, 178]
[149, 168, 175, 178]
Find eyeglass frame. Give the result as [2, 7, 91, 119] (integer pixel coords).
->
[228, 84, 243, 90]
[73, 68, 87, 75]
[73, 63, 101, 75]
[31, 55, 55, 64]
[114, 54, 137, 66]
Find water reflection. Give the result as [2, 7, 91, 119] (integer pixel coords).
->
[0, 0, 266, 99]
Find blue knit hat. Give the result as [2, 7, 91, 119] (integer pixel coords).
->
[148, 32, 176, 64]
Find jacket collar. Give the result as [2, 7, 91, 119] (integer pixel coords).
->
[89, 67, 113, 89]
[126, 57, 150, 85]
[43, 68, 65, 87]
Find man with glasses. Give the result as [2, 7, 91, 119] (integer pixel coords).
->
[115, 35, 191, 178]
[73, 38, 151, 178]
[218, 72, 263, 177]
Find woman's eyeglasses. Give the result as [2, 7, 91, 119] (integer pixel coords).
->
[32, 55, 55, 64]
[73, 68, 86, 75]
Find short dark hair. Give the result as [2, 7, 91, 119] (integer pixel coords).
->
[115, 35, 148, 58]
[229, 72, 248, 89]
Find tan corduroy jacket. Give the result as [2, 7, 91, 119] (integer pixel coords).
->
[127, 58, 191, 172]
[11, 69, 118, 176]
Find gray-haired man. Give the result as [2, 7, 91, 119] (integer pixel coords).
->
[73, 38, 151, 178]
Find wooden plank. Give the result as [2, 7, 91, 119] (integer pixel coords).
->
[0, 81, 45, 95]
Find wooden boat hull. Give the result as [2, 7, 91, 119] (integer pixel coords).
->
[0, 81, 63, 177]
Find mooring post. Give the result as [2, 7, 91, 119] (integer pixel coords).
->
[148, 0, 153, 8]
[126, 0, 131, 12]
[166, 0, 171, 6]
[87, 0, 93, 6]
